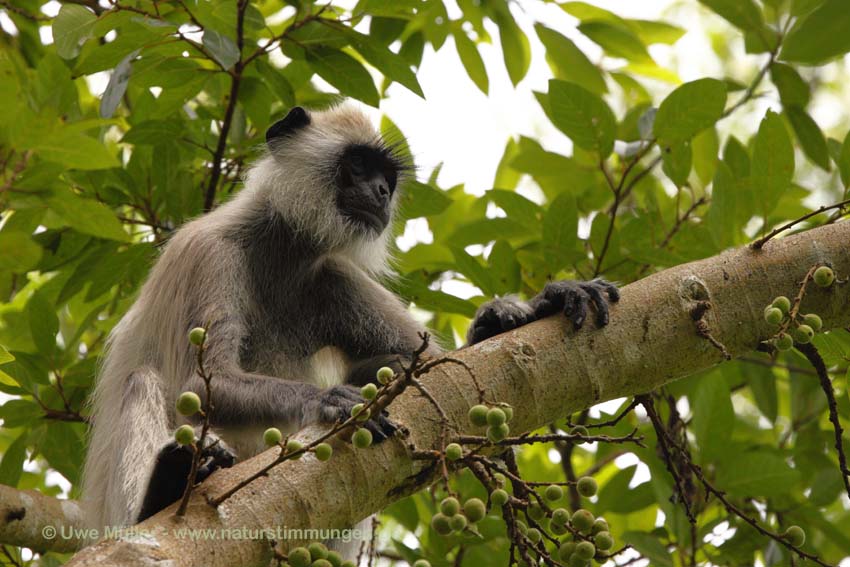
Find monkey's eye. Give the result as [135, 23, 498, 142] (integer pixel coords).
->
[348, 154, 365, 175]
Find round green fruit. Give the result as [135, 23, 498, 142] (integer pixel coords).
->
[544, 484, 563, 501]
[315, 443, 333, 462]
[431, 513, 452, 536]
[350, 403, 370, 421]
[515, 520, 528, 536]
[568, 555, 588, 567]
[463, 498, 486, 523]
[775, 332, 793, 351]
[576, 476, 598, 498]
[494, 473, 506, 487]
[793, 324, 814, 344]
[449, 514, 467, 532]
[175, 392, 202, 416]
[595, 531, 614, 551]
[360, 383, 378, 400]
[490, 488, 509, 508]
[571, 509, 594, 533]
[574, 541, 595, 560]
[263, 427, 283, 446]
[288, 547, 311, 567]
[802, 313, 823, 332]
[591, 518, 609, 535]
[468, 405, 489, 427]
[486, 407, 506, 427]
[188, 327, 206, 346]
[569, 425, 589, 437]
[325, 551, 341, 567]
[340, 562, 356, 567]
[174, 425, 195, 446]
[285, 439, 303, 457]
[772, 296, 791, 314]
[551, 507, 570, 526]
[445, 443, 463, 461]
[502, 405, 514, 422]
[352, 428, 372, 449]
[558, 542, 576, 562]
[550, 521, 569, 536]
[440, 497, 460, 517]
[311, 560, 331, 567]
[487, 423, 510, 442]
[412, 561, 431, 567]
[308, 542, 328, 561]
[526, 528, 541, 543]
[527, 502, 544, 521]
[783, 525, 806, 546]
[813, 266, 835, 288]
[764, 307, 783, 325]
[376, 366, 394, 384]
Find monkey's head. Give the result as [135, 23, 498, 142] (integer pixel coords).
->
[256, 103, 408, 253]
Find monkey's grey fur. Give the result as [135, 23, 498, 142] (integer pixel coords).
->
[81, 102, 618, 542]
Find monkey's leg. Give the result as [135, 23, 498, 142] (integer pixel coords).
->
[136, 430, 235, 522]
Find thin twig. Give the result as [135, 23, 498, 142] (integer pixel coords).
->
[751, 198, 850, 249]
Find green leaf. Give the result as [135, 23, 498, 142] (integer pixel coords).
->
[716, 451, 801, 497]
[27, 292, 59, 356]
[453, 30, 488, 94]
[487, 241, 520, 295]
[100, 51, 136, 119]
[690, 374, 734, 460]
[305, 48, 379, 107]
[399, 181, 452, 219]
[33, 131, 119, 170]
[723, 135, 750, 178]
[707, 162, 741, 248]
[542, 192, 578, 270]
[202, 29, 240, 70]
[751, 110, 794, 217]
[770, 63, 810, 107]
[493, 11, 530, 86]
[661, 140, 692, 186]
[449, 218, 530, 246]
[349, 32, 424, 97]
[548, 79, 617, 157]
[535, 24, 606, 94]
[621, 532, 673, 567]
[121, 120, 183, 145]
[748, 365, 778, 423]
[0, 346, 12, 365]
[0, 433, 28, 487]
[838, 129, 850, 187]
[597, 466, 655, 514]
[781, 0, 850, 64]
[577, 21, 652, 63]
[697, 0, 764, 31]
[451, 248, 494, 296]
[786, 106, 831, 170]
[692, 127, 719, 185]
[653, 78, 727, 142]
[487, 190, 542, 232]
[628, 19, 686, 45]
[46, 190, 129, 242]
[255, 60, 295, 107]
[53, 5, 97, 59]
[0, 232, 43, 272]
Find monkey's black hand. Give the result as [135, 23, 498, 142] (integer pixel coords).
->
[531, 278, 619, 329]
[137, 431, 236, 522]
[467, 296, 536, 345]
[307, 384, 397, 442]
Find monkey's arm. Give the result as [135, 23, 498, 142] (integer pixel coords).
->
[466, 279, 620, 345]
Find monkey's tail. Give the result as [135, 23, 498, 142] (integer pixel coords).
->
[81, 363, 171, 533]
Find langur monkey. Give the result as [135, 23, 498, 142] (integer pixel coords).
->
[82, 102, 618, 535]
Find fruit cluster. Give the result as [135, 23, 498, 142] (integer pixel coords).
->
[764, 266, 834, 351]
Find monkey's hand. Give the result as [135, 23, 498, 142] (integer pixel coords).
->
[304, 385, 397, 442]
[531, 278, 619, 329]
[467, 296, 536, 345]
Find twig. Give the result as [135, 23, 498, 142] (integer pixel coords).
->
[751, 198, 850, 249]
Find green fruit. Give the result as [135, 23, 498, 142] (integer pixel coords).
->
[775, 332, 793, 351]
[312, 560, 332, 567]
[449, 514, 467, 532]
[551, 507, 570, 526]
[463, 498, 486, 523]
[574, 541, 595, 560]
[431, 513, 452, 535]
[486, 407, 506, 427]
[315, 443, 333, 462]
[487, 423, 510, 442]
[772, 296, 792, 314]
[325, 551, 341, 567]
[340, 562, 356, 567]
[569, 425, 589, 437]
[175, 392, 202, 416]
[783, 525, 806, 546]
[494, 473, 506, 487]
[550, 521, 569, 535]
[288, 547, 311, 567]
[764, 307, 783, 325]
[174, 425, 195, 446]
[803, 313, 823, 332]
[350, 403, 370, 421]
[813, 266, 835, 288]
[558, 542, 576, 562]
[360, 383, 378, 400]
[527, 502, 544, 521]
[285, 439, 304, 457]
[308, 542, 328, 561]
[445, 443, 463, 461]
[440, 497, 460, 516]
[490, 488, 509, 508]
[468, 404, 489, 427]
[188, 327, 206, 346]
[412, 561, 431, 567]
[376, 366, 394, 384]
[591, 518, 609, 535]
[515, 520, 528, 536]
[263, 427, 283, 446]
[526, 528, 541, 543]
[544, 484, 563, 501]
[352, 428, 372, 449]
[571, 509, 594, 533]
[595, 531, 614, 551]
[568, 556, 588, 567]
[502, 405, 514, 422]
[793, 324, 814, 344]
[576, 476, 598, 498]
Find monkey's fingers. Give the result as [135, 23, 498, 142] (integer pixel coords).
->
[583, 284, 610, 327]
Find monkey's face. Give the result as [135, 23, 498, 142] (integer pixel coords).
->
[334, 144, 399, 235]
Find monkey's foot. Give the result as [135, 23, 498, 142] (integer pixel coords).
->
[467, 296, 535, 345]
[307, 385, 398, 442]
[533, 278, 620, 328]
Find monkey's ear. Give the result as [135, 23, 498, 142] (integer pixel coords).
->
[266, 106, 310, 145]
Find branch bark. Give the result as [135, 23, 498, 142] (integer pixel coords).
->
[7, 222, 850, 565]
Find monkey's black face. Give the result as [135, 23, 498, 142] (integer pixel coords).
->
[335, 144, 399, 234]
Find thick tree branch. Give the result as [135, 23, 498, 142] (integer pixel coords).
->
[7, 222, 850, 564]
